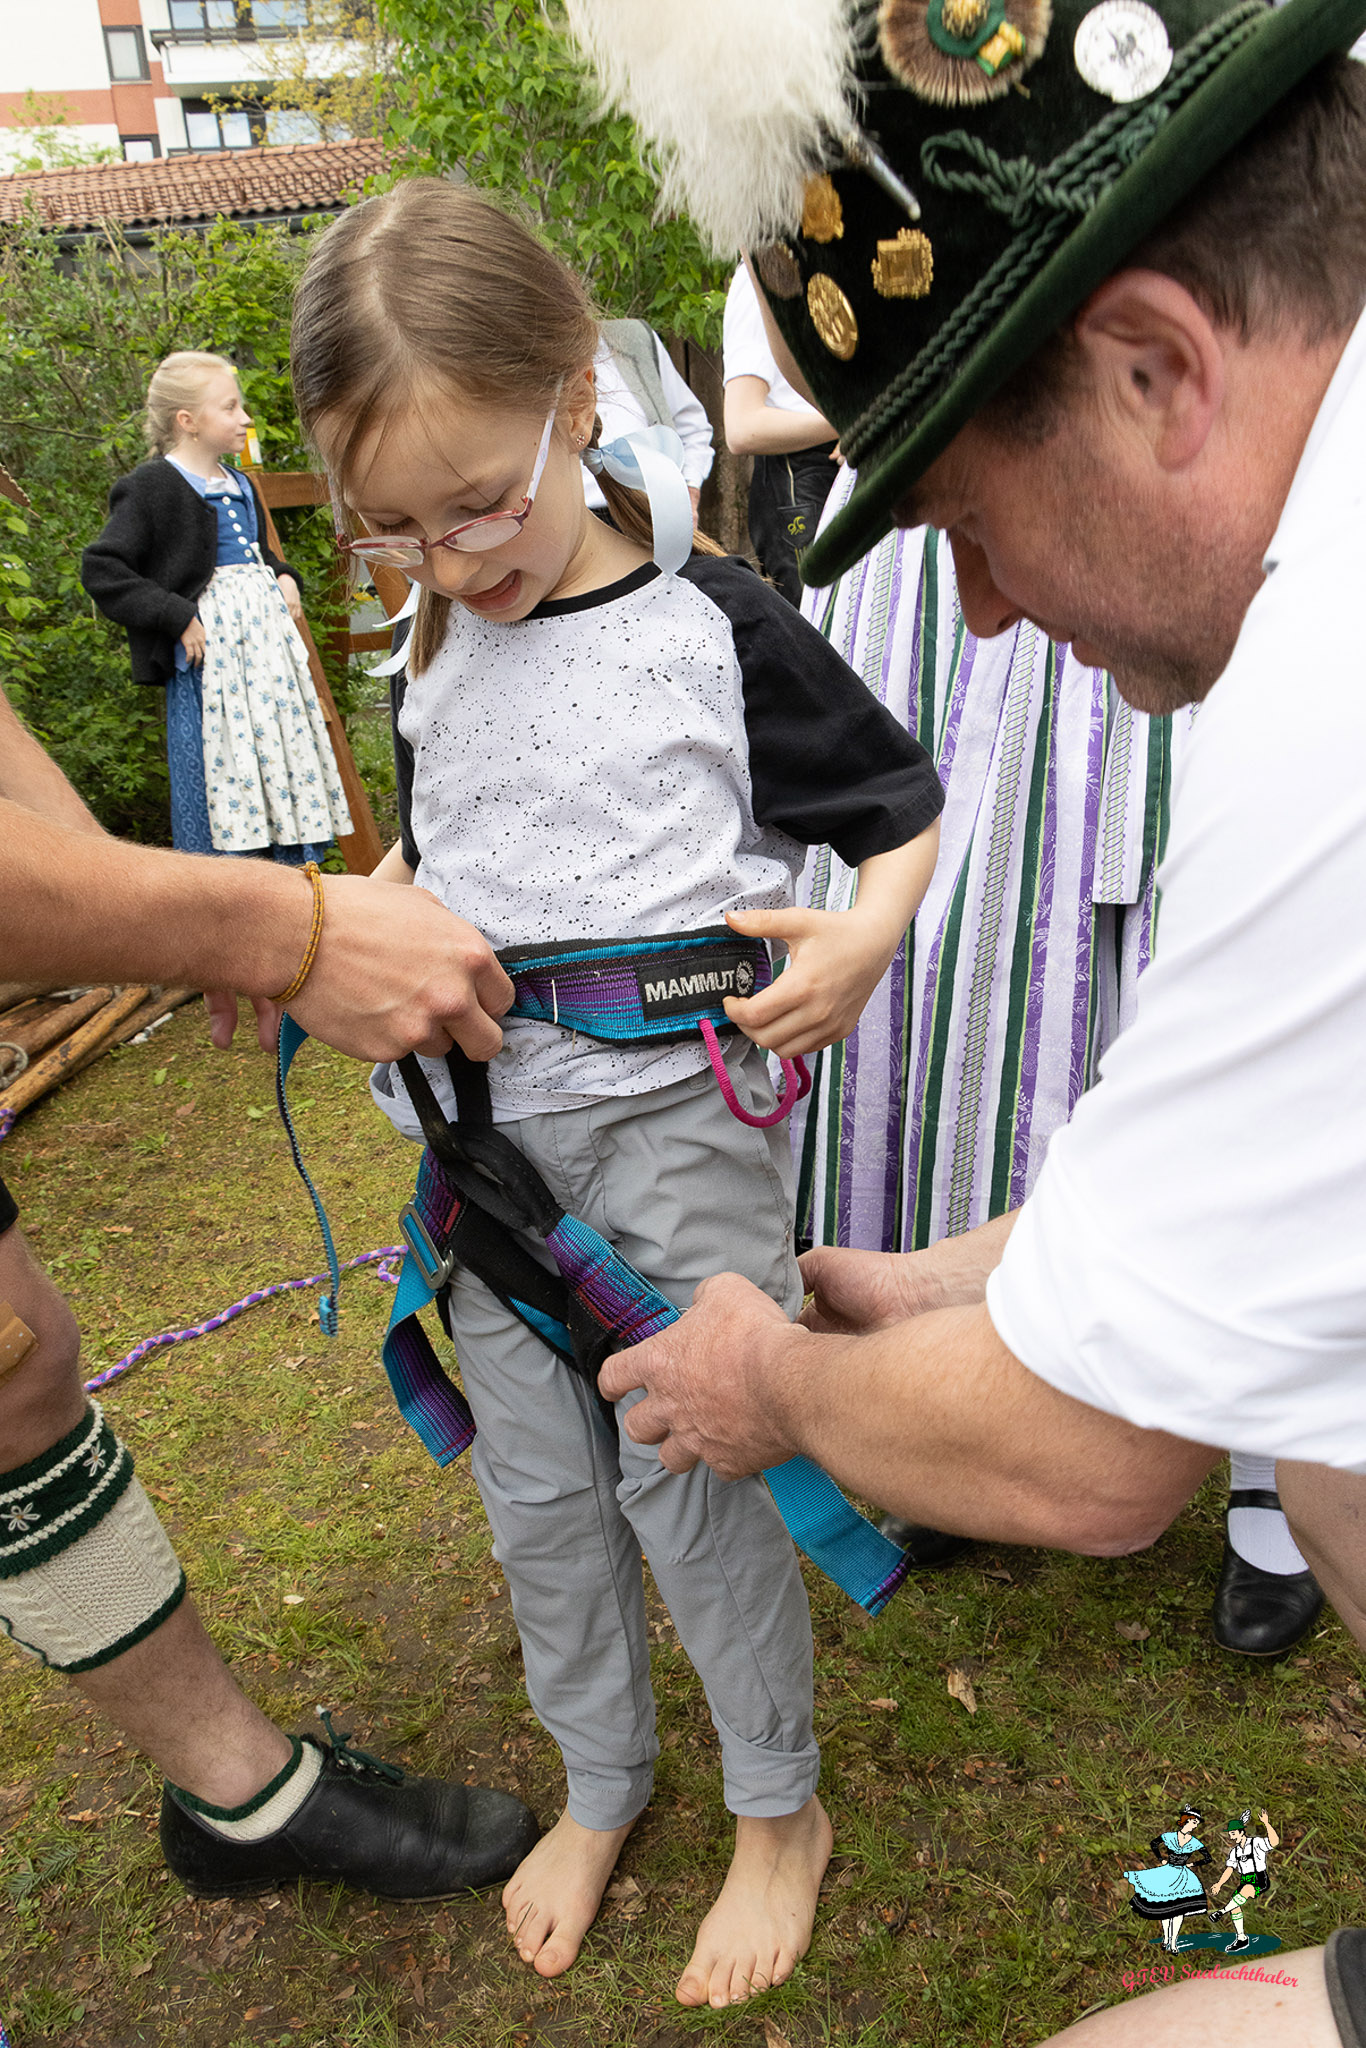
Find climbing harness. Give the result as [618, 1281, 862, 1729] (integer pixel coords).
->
[277, 930, 913, 1617]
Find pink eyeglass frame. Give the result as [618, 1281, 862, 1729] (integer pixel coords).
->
[335, 397, 560, 570]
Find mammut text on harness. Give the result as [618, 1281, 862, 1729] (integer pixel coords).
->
[277, 929, 916, 1617]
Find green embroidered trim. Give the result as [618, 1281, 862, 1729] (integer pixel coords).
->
[0, 1410, 136, 1581]
[0, 1403, 101, 1497]
[169, 1734, 305, 1821]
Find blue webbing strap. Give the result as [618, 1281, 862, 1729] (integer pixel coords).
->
[280, 1024, 909, 1618]
[277, 1014, 340, 1336]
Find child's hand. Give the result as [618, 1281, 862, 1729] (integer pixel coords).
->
[720, 905, 902, 1058]
[721, 830, 941, 1057]
[180, 617, 207, 665]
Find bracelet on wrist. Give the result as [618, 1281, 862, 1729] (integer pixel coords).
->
[270, 860, 325, 1005]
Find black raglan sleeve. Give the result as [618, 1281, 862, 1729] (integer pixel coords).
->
[389, 621, 420, 872]
[679, 555, 943, 864]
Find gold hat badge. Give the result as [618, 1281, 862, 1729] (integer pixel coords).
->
[808, 274, 859, 359]
[872, 227, 935, 298]
[879, 0, 1050, 103]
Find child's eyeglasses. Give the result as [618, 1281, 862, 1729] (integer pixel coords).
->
[335, 400, 560, 571]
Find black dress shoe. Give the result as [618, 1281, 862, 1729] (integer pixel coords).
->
[879, 1514, 974, 1570]
[160, 1727, 540, 1901]
[1212, 1537, 1324, 1658]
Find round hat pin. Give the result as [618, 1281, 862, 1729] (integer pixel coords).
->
[1073, 0, 1173, 98]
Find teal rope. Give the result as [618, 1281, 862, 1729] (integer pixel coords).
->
[842, 0, 1265, 467]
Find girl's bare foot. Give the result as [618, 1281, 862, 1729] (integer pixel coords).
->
[502, 1810, 636, 1978]
[675, 1795, 833, 2007]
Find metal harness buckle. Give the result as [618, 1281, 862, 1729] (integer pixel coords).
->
[400, 1203, 455, 1292]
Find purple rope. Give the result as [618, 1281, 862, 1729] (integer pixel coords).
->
[83, 1248, 404, 1393]
[0, 1105, 15, 1143]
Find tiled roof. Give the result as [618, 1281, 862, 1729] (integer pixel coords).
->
[0, 138, 390, 231]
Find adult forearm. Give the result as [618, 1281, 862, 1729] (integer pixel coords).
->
[605, 1274, 1219, 1553]
[4, 803, 514, 1062]
[769, 1304, 1215, 1552]
[0, 692, 104, 836]
[3, 801, 307, 993]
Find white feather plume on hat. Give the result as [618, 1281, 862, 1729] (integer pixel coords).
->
[563, 0, 861, 256]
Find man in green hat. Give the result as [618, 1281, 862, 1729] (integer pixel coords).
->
[566, 0, 1366, 2034]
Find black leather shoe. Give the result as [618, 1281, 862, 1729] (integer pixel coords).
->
[160, 1727, 540, 1901]
[1212, 1537, 1324, 1658]
[879, 1514, 974, 1570]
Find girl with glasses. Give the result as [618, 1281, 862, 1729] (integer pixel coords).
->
[292, 180, 943, 2009]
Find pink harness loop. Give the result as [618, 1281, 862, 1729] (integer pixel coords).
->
[699, 1018, 810, 1129]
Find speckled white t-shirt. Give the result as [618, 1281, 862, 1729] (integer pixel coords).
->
[374, 557, 941, 1127]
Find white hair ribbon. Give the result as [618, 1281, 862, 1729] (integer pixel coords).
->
[366, 578, 421, 677]
[583, 424, 694, 576]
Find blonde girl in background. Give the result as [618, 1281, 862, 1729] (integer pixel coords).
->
[82, 351, 351, 863]
[291, 181, 943, 2007]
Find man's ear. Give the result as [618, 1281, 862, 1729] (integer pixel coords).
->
[1073, 269, 1224, 472]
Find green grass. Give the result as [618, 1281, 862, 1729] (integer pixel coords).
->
[2, 1009, 1363, 2046]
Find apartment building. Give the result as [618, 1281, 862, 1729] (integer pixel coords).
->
[0, 0, 347, 172]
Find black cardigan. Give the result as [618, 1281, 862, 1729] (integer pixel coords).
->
[81, 458, 300, 685]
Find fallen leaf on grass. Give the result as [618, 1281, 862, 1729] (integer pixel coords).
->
[283, 1594, 305, 1606]
[0, 1778, 34, 1818]
[130, 1960, 153, 1978]
[1114, 1621, 1151, 1643]
[244, 2006, 273, 2020]
[175, 1099, 197, 1119]
[868, 1697, 898, 1712]
[66, 1809, 104, 1825]
[946, 1667, 978, 1714]
[605, 1874, 648, 1919]
[763, 2021, 795, 2048]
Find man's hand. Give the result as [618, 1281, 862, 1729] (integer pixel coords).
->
[180, 617, 207, 666]
[208, 876, 515, 1062]
[799, 1244, 942, 1334]
[600, 1272, 807, 1478]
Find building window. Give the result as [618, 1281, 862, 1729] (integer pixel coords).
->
[104, 25, 150, 79]
[252, 0, 309, 27]
[183, 100, 264, 150]
[123, 136, 159, 161]
[168, 0, 238, 30]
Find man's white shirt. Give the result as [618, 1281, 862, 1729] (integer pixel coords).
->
[1227, 1837, 1272, 1876]
[988, 310, 1366, 1471]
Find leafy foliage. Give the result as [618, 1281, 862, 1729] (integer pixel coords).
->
[0, 213, 348, 839]
[379, 0, 728, 344]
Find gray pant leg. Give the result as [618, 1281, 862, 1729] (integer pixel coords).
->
[446, 1263, 659, 1830]
[563, 1044, 819, 1818]
[447, 1042, 817, 1828]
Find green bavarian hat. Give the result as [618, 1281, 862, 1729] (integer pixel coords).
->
[568, 0, 1366, 584]
[797, 0, 1366, 582]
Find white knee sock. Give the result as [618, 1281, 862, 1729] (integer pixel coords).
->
[1228, 1453, 1309, 1575]
[169, 1736, 322, 1842]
